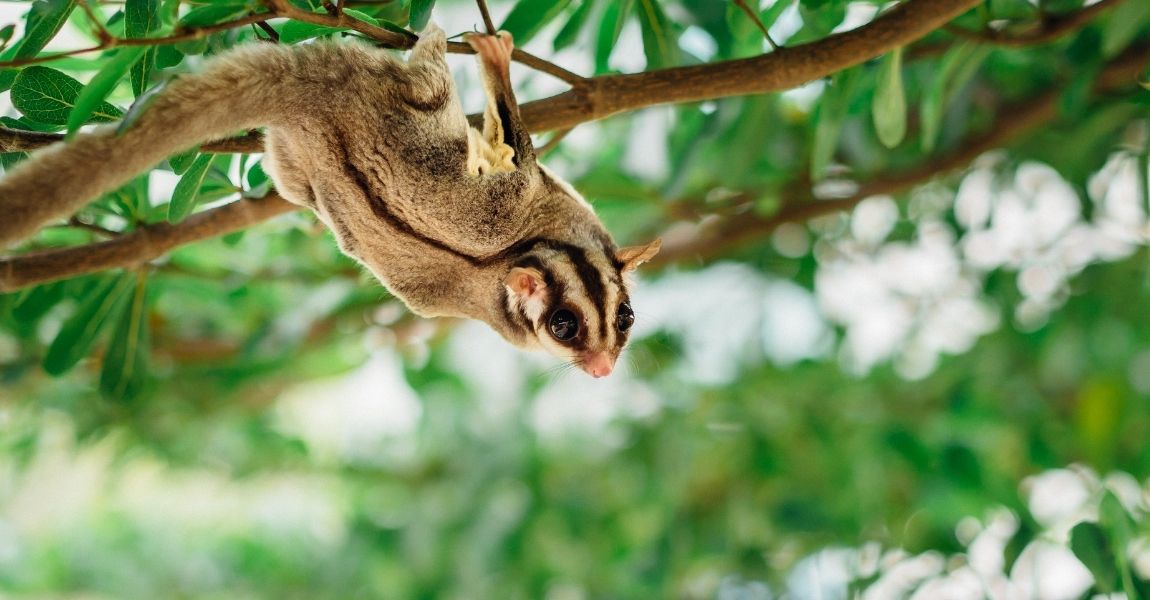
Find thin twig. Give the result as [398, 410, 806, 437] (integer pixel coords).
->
[733, 0, 779, 50]
[255, 20, 280, 42]
[446, 41, 586, 85]
[538, 127, 573, 155]
[475, 0, 497, 35]
[0, 12, 276, 68]
[78, 0, 114, 44]
[65, 217, 119, 238]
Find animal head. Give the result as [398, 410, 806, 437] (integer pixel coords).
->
[503, 238, 661, 377]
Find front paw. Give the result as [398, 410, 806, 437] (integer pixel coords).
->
[464, 31, 514, 71]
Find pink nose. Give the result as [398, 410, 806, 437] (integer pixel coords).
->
[583, 353, 614, 378]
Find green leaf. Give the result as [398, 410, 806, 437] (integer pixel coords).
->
[0, 24, 16, 52]
[8, 0, 79, 59]
[1059, 64, 1101, 118]
[156, 44, 184, 68]
[760, 0, 793, 34]
[554, 0, 595, 51]
[12, 67, 123, 126]
[1070, 521, 1118, 593]
[280, 9, 377, 42]
[811, 67, 860, 179]
[168, 153, 214, 222]
[168, 149, 199, 174]
[179, 4, 249, 28]
[126, 0, 161, 97]
[67, 46, 147, 137]
[1099, 492, 1140, 598]
[635, 0, 678, 69]
[118, 77, 168, 135]
[125, 0, 161, 37]
[0, 0, 79, 92]
[280, 21, 346, 43]
[99, 272, 150, 401]
[921, 43, 989, 153]
[500, 0, 571, 45]
[246, 158, 270, 193]
[409, 0, 436, 31]
[1102, 0, 1150, 58]
[795, 0, 846, 42]
[43, 274, 134, 376]
[12, 282, 66, 323]
[129, 47, 158, 98]
[872, 48, 906, 149]
[595, 0, 633, 73]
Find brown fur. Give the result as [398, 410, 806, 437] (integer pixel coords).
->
[0, 27, 659, 373]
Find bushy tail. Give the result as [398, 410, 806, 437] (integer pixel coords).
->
[0, 43, 309, 248]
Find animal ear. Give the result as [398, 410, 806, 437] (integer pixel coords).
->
[616, 239, 662, 273]
[504, 267, 546, 300]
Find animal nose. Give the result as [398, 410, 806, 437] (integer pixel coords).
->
[583, 352, 614, 378]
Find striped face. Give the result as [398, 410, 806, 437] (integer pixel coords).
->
[503, 239, 661, 378]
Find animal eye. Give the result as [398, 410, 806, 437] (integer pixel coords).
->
[549, 309, 579, 341]
[617, 303, 634, 332]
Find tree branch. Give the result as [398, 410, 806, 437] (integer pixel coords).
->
[0, 0, 1006, 292]
[0, 0, 977, 155]
[649, 43, 1150, 267]
[944, 0, 1125, 47]
[1, 194, 297, 291]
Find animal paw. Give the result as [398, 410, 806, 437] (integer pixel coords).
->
[464, 31, 514, 73]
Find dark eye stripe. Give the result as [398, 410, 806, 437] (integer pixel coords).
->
[552, 244, 608, 342]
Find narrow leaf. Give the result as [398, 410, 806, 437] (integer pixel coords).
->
[409, 0, 437, 31]
[68, 46, 147, 136]
[168, 149, 199, 175]
[125, 0, 161, 37]
[595, 0, 633, 73]
[1099, 492, 1140, 599]
[635, 0, 678, 69]
[43, 274, 134, 375]
[126, 0, 161, 97]
[921, 43, 989, 153]
[0, 0, 79, 92]
[554, 0, 595, 51]
[179, 4, 249, 28]
[118, 77, 168, 135]
[0, 24, 16, 52]
[168, 153, 214, 222]
[811, 67, 860, 179]
[280, 21, 346, 43]
[500, 0, 572, 45]
[1103, 0, 1150, 58]
[873, 48, 906, 149]
[99, 272, 150, 401]
[156, 44, 184, 69]
[12, 67, 123, 126]
[1070, 521, 1118, 593]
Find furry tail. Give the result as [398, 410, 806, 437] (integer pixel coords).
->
[0, 43, 310, 248]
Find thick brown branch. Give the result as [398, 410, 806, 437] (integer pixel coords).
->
[0, 194, 297, 291]
[650, 44, 1150, 267]
[0, 0, 975, 154]
[516, 0, 981, 131]
[0, 0, 984, 291]
[945, 0, 1125, 47]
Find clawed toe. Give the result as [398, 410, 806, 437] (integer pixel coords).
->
[465, 31, 514, 67]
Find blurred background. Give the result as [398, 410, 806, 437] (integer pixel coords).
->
[2, 0, 1150, 597]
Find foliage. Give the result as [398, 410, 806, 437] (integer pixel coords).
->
[0, 0, 1150, 597]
